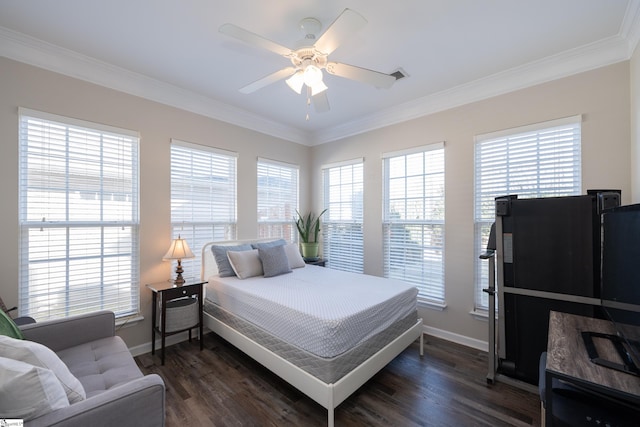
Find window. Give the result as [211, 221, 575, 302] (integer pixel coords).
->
[474, 116, 582, 311]
[170, 140, 237, 279]
[383, 143, 445, 305]
[322, 159, 364, 273]
[19, 108, 139, 321]
[257, 158, 298, 241]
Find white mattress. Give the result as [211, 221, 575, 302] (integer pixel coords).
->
[206, 265, 418, 358]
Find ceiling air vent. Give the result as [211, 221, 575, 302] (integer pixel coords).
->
[390, 68, 408, 80]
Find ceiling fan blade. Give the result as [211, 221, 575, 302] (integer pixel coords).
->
[326, 62, 396, 89]
[220, 23, 293, 57]
[312, 91, 330, 113]
[314, 8, 367, 55]
[239, 67, 297, 94]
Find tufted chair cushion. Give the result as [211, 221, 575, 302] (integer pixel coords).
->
[56, 336, 143, 398]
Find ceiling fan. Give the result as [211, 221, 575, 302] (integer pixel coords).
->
[219, 8, 397, 115]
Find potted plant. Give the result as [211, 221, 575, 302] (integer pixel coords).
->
[295, 208, 327, 260]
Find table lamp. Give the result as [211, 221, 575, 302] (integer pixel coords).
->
[163, 235, 195, 285]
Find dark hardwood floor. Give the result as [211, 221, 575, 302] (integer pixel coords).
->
[135, 333, 541, 426]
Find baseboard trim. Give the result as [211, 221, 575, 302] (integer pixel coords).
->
[422, 325, 489, 352]
[128, 330, 193, 357]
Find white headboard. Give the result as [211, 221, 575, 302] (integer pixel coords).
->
[200, 238, 284, 281]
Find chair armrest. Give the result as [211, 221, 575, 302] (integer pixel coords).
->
[25, 374, 165, 427]
[20, 310, 115, 352]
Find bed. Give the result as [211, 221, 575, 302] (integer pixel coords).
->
[200, 239, 424, 426]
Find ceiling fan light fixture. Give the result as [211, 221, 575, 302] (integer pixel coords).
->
[286, 70, 304, 94]
[310, 80, 328, 96]
[303, 64, 324, 86]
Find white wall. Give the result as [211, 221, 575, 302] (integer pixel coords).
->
[311, 62, 631, 346]
[0, 57, 311, 348]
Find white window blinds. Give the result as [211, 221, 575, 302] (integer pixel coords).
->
[322, 159, 364, 273]
[383, 144, 445, 305]
[473, 116, 582, 311]
[257, 158, 299, 241]
[18, 108, 140, 321]
[170, 140, 237, 279]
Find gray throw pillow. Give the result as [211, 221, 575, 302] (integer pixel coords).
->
[258, 245, 292, 278]
[211, 244, 253, 277]
[251, 239, 286, 250]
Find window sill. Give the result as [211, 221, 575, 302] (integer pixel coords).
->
[418, 300, 447, 311]
[469, 309, 498, 321]
[115, 314, 144, 330]
[470, 309, 488, 321]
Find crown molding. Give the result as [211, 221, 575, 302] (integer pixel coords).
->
[621, 0, 640, 56]
[312, 33, 634, 145]
[2, 4, 639, 148]
[0, 26, 311, 146]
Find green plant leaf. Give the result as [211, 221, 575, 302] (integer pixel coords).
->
[294, 209, 327, 243]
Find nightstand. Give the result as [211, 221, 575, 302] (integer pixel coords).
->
[146, 279, 206, 365]
[305, 258, 327, 267]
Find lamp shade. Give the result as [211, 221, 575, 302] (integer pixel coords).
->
[310, 80, 328, 96]
[286, 70, 304, 94]
[286, 64, 328, 97]
[303, 65, 323, 86]
[163, 236, 195, 260]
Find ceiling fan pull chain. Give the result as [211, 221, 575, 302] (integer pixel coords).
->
[306, 86, 311, 121]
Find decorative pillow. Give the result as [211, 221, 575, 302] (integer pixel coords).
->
[0, 309, 24, 339]
[284, 243, 306, 269]
[259, 244, 292, 278]
[0, 335, 86, 404]
[0, 356, 69, 420]
[227, 249, 264, 279]
[211, 244, 253, 277]
[251, 239, 286, 250]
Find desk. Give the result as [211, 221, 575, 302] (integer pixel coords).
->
[146, 280, 206, 365]
[545, 311, 640, 425]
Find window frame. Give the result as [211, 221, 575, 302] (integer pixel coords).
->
[18, 108, 140, 321]
[321, 158, 364, 273]
[257, 157, 299, 242]
[473, 116, 582, 312]
[382, 142, 445, 306]
[169, 139, 238, 280]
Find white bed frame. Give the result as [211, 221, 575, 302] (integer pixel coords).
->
[201, 239, 424, 427]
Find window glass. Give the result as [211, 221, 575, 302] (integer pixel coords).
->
[473, 117, 582, 311]
[19, 109, 139, 321]
[322, 160, 364, 273]
[170, 140, 237, 279]
[383, 144, 445, 305]
[257, 158, 298, 241]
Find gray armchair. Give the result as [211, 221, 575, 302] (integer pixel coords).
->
[19, 311, 165, 427]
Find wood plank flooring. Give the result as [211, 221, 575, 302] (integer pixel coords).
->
[135, 333, 541, 426]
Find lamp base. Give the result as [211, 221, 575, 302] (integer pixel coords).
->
[174, 260, 185, 286]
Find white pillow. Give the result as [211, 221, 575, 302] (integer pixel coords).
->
[284, 243, 306, 269]
[227, 249, 264, 279]
[0, 335, 86, 404]
[0, 356, 69, 420]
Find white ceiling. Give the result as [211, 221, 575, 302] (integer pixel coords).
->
[1, 1, 639, 145]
